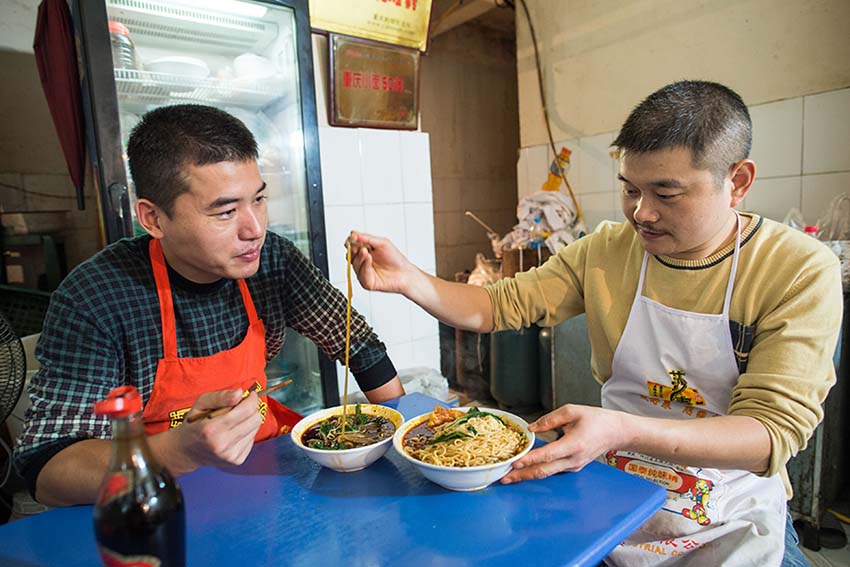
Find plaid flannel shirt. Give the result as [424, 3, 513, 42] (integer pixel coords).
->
[14, 232, 395, 489]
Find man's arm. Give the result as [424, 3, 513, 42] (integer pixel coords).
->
[501, 405, 770, 484]
[348, 231, 494, 332]
[363, 376, 404, 402]
[35, 390, 263, 506]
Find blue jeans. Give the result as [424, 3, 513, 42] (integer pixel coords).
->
[782, 512, 811, 567]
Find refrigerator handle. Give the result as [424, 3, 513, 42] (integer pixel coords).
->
[108, 182, 134, 237]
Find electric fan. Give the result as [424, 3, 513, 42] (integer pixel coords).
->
[0, 312, 25, 427]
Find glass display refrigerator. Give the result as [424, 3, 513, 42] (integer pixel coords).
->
[72, 0, 337, 414]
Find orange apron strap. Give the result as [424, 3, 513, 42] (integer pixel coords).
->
[236, 279, 259, 323]
[149, 239, 178, 359]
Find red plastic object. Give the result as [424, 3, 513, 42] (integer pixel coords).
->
[93, 385, 142, 417]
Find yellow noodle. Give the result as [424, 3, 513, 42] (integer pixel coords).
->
[406, 415, 527, 467]
[339, 242, 353, 435]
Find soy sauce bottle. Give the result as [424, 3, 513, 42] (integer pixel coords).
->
[93, 386, 185, 567]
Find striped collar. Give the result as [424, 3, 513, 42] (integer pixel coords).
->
[654, 213, 763, 270]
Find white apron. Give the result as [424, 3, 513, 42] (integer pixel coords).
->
[601, 213, 787, 566]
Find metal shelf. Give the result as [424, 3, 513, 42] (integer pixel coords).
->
[106, 0, 278, 54]
[114, 68, 287, 110]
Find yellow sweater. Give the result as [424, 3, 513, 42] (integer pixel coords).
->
[486, 214, 842, 495]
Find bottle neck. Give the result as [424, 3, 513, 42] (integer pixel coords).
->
[109, 411, 160, 474]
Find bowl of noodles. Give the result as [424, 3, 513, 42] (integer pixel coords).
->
[393, 406, 535, 491]
[291, 403, 404, 472]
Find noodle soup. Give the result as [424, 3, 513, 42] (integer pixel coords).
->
[402, 406, 528, 467]
[301, 404, 396, 450]
[393, 406, 535, 491]
[292, 404, 404, 472]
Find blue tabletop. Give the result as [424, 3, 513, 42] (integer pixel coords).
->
[0, 393, 665, 566]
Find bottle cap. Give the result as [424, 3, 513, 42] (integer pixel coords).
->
[804, 225, 818, 234]
[94, 385, 142, 417]
[108, 21, 130, 36]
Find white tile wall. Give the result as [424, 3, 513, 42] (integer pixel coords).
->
[525, 144, 549, 196]
[803, 88, 850, 175]
[364, 203, 408, 252]
[802, 172, 850, 226]
[368, 291, 413, 347]
[404, 203, 437, 269]
[576, 132, 617, 194]
[750, 98, 803, 178]
[318, 128, 363, 206]
[516, 87, 850, 233]
[578, 191, 618, 232]
[361, 129, 403, 204]
[745, 177, 802, 222]
[323, 205, 365, 284]
[319, 126, 440, 395]
[400, 132, 433, 203]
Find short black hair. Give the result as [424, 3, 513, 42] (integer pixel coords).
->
[612, 80, 751, 185]
[127, 104, 258, 216]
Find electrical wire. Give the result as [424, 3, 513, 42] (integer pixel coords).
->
[515, 0, 584, 224]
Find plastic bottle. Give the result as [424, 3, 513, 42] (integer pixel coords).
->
[541, 147, 572, 192]
[108, 21, 139, 71]
[93, 386, 185, 567]
[804, 225, 819, 239]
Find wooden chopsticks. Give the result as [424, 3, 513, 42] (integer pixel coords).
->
[185, 380, 292, 423]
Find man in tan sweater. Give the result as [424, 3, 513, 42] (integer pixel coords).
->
[350, 81, 840, 566]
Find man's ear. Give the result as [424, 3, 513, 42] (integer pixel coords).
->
[728, 159, 756, 208]
[135, 198, 164, 238]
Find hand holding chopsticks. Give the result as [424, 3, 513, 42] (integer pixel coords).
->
[186, 380, 292, 424]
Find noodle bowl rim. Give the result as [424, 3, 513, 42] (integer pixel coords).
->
[292, 404, 404, 454]
[393, 407, 535, 472]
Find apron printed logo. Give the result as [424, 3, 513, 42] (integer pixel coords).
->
[168, 408, 190, 428]
[243, 381, 269, 422]
[682, 478, 714, 526]
[647, 370, 705, 406]
[621, 537, 705, 557]
[606, 451, 715, 526]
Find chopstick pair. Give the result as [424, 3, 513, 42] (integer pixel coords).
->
[185, 380, 292, 423]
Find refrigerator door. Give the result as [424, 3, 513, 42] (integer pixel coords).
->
[75, 0, 337, 414]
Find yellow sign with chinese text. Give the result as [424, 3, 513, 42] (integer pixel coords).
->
[309, 0, 433, 52]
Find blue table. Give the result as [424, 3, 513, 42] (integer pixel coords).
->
[0, 393, 665, 566]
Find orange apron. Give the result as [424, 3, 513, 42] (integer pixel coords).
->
[141, 239, 301, 440]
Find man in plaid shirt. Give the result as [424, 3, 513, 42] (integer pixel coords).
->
[14, 105, 403, 506]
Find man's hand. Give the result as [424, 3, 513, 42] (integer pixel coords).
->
[348, 231, 421, 295]
[501, 404, 628, 484]
[152, 389, 264, 475]
[501, 403, 773, 485]
[347, 230, 495, 332]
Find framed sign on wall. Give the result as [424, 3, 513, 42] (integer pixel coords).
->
[329, 33, 420, 130]
[310, 0, 433, 52]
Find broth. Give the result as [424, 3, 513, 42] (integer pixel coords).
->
[302, 408, 395, 450]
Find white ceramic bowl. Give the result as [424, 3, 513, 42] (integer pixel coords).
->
[392, 407, 535, 491]
[291, 404, 403, 472]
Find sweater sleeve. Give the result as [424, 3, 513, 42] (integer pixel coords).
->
[485, 237, 590, 331]
[728, 252, 842, 481]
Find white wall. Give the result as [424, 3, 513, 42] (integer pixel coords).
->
[312, 35, 440, 395]
[516, 0, 850, 146]
[517, 88, 850, 230]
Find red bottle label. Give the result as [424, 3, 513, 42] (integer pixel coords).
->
[96, 473, 130, 506]
[98, 547, 162, 567]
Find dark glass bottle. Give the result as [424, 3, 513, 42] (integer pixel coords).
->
[93, 386, 185, 567]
